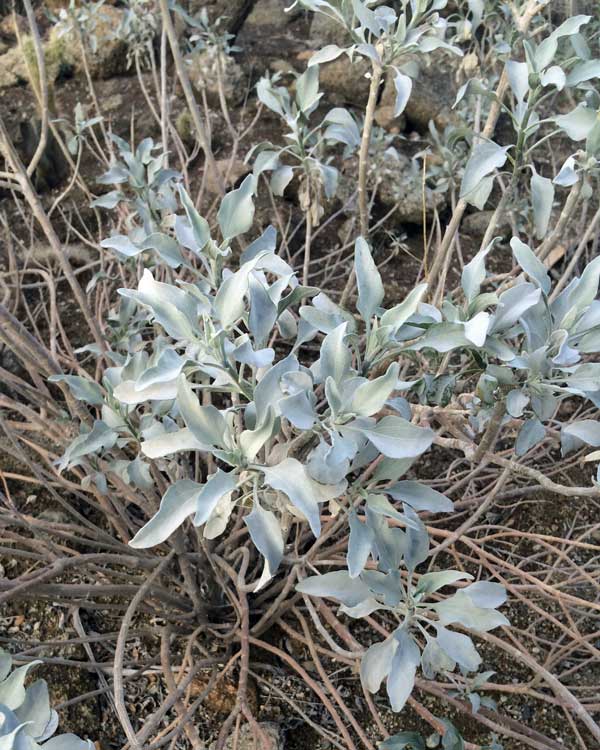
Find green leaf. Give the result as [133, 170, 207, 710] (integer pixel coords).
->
[392, 68, 412, 117]
[58, 421, 118, 472]
[386, 630, 420, 712]
[177, 375, 228, 448]
[561, 419, 600, 455]
[355, 237, 384, 322]
[193, 469, 237, 526]
[387, 480, 454, 513]
[49, 375, 104, 405]
[141, 232, 186, 268]
[240, 406, 278, 461]
[461, 239, 498, 302]
[129, 479, 201, 548]
[323, 107, 361, 150]
[14, 678, 55, 738]
[297, 570, 371, 607]
[510, 237, 550, 294]
[515, 416, 545, 455]
[380, 732, 425, 750]
[530, 171, 554, 240]
[555, 104, 596, 141]
[435, 591, 509, 631]
[320, 323, 351, 385]
[349, 363, 399, 417]
[113, 378, 178, 405]
[567, 59, 600, 86]
[262, 457, 344, 536]
[178, 185, 211, 252]
[309, 44, 346, 67]
[360, 636, 396, 693]
[534, 15, 591, 70]
[460, 141, 509, 204]
[348, 511, 374, 578]
[380, 283, 428, 332]
[119, 269, 197, 340]
[359, 416, 434, 459]
[217, 174, 256, 240]
[91, 190, 123, 209]
[435, 626, 481, 672]
[141, 428, 209, 458]
[415, 570, 473, 597]
[506, 60, 529, 102]
[295, 64, 321, 114]
[245, 501, 284, 591]
[0, 661, 42, 709]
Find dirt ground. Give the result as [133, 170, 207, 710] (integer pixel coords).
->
[1, 2, 599, 749]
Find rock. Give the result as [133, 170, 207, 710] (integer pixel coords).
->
[184, 47, 244, 106]
[317, 54, 371, 107]
[269, 58, 298, 77]
[243, 0, 292, 31]
[204, 158, 250, 195]
[374, 104, 405, 132]
[17, 119, 69, 192]
[0, 32, 69, 90]
[380, 54, 461, 133]
[376, 150, 446, 223]
[0, 30, 75, 90]
[552, 0, 596, 21]
[102, 93, 123, 112]
[175, 109, 227, 150]
[0, 45, 27, 89]
[337, 149, 446, 225]
[28, 242, 93, 265]
[186, 0, 253, 35]
[310, 10, 348, 47]
[461, 210, 511, 240]
[209, 722, 283, 750]
[0, 13, 28, 42]
[48, 5, 129, 79]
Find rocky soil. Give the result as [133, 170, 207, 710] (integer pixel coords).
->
[0, 2, 598, 750]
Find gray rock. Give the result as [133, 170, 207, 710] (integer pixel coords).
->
[244, 0, 292, 31]
[318, 55, 371, 107]
[0, 45, 27, 89]
[186, 0, 252, 34]
[185, 47, 245, 106]
[310, 11, 348, 47]
[337, 150, 446, 225]
[380, 53, 461, 133]
[376, 151, 446, 223]
[461, 210, 511, 240]
[48, 5, 129, 79]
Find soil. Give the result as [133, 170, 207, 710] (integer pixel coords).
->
[1, 3, 599, 750]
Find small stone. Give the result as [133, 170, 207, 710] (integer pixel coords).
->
[185, 47, 245, 107]
[48, 5, 130, 80]
[203, 158, 250, 195]
[374, 104, 405, 132]
[243, 0, 292, 31]
[462, 210, 511, 240]
[103, 93, 124, 112]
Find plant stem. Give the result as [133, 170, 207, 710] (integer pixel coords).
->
[358, 62, 383, 237]
[427, 0, 545, 298]
[472, 398, 505, 464]
[303, 204, 313, 287]
[158, 0, 223, 195]
[339, 60, 382, 307]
